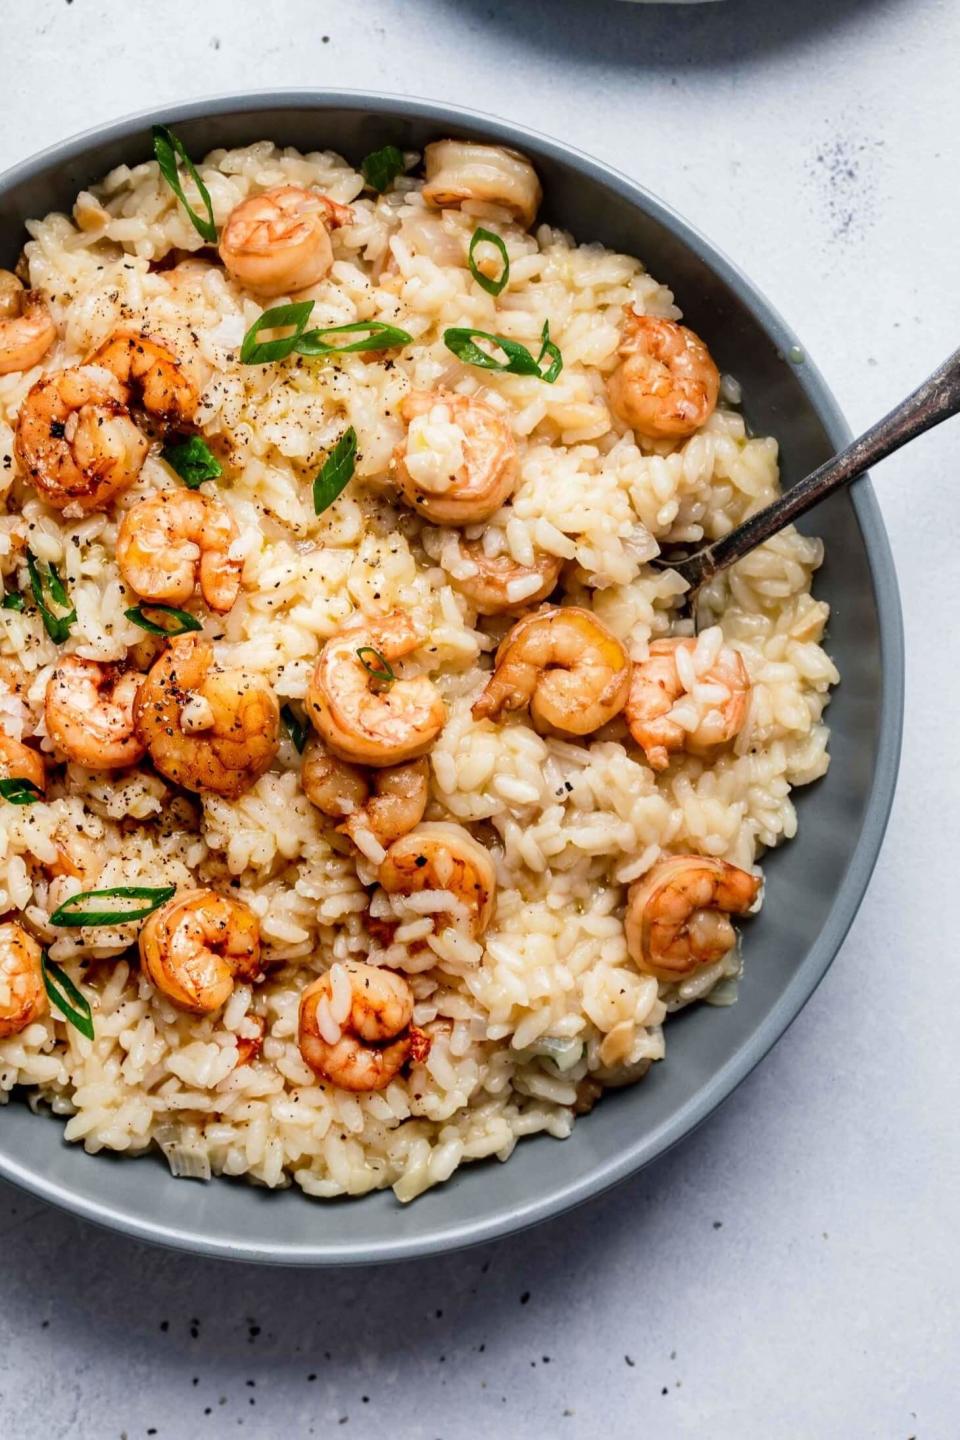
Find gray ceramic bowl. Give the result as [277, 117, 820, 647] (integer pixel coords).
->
[0, 91, 903, 1265]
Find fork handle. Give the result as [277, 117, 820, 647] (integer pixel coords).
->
[694, 344, 960, 585]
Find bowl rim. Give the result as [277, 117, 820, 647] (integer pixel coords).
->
[0, 89, 904, 1265]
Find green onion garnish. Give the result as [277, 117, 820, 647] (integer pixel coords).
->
[313, 427, 358, 515]
[535, 319, 563, 384]
[125, 604, 203, 637]
[26, 552, 76, 643]
[240, 300, 316, 365]
[162, 435, 222, 489]
[41, 952, 94, 1041]
[357, 646, 395, 685]
[468, 227, 510, 297]
[0, 776, 42, 806]
[443, 320, 563, 383]
[49, 884, 177, 929]
[281, 703, 309, 754]
[240, 304, 412, 366]
[1, 576, 24, 611]
[296, 320, 412, 356]
[360, 145, 405, 194]
[152, 125, 218, 243]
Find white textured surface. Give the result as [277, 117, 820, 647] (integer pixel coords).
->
[1, 1, 957, 1435]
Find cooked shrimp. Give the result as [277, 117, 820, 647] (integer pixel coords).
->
[14, 365, 149, 512]
[219, 185, 353, 297]
[298, 961, 428, 1092]
[625, 635, 751, 772]
[117, 490, 241, 614]
[87, 329, 204, 425]
[301, 736, 428, 849]
[394, 390, 517, 525]
[472, 604, 631, 736]
[423, 140, 542, 229]
[446, 539, 562, 616]
[306, 610, 446, 767]
[0, 271, 56, 376]
[300, 735, 368, 820]
[44, 657, 145, 769]
[378, 822, 497, 939]
[342, 757, 429, 851]
[134, 635, 279, 799]
[625, 854, 761, 982]
[138, 888, 262, 1014]
[0, 733, 45, 794]
[607, 311, 720, 440]
[0, 922, 47, 1038]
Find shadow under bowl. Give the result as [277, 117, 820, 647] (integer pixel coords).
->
[0, 90, 903, 1265]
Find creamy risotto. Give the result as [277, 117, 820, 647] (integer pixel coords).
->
[0, 134, 837, 1202]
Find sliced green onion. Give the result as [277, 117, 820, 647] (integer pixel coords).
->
[443, 323, 563, 383]
[125, 603, 203, 637]
[296, 320, 412, 356]
[468, 227, 510, 297]
[1, 589, 24, 611]
[162, 435, 222, 489]
[41, 952, 95, 1041]
[360, 145, 405, 194]
[0, 776, 42, 806]
[281, 703, 308, 754]
[152, 125, 218, 243]
[242, 305, 411, 366]
[240, 300, 317, 365]
[26, 552, 76, 643]
[535, 319, 564, 385]
[313, 427, 358, 515]
[356, 646, 395, 685]
[49, 884, 177, 929]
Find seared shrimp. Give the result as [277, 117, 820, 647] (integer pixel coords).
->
[219, 185, 353, 297]
[0, 733, 45, 795]
[378, 822, 497, 939]
[134, 635, 279, 799]
[394, 391, 517, 525]
[0, 922, 47, 1038]
[44, 657, 145, 769]
[625, 855, 761, 982]
[625, 635, 751, 772]
[117, 490, 241, 614]
[298, 961, 427, 1092]
[139, 888, 262, 1014]
[87, 329, 204, 425]
[301, 736, 428, 849]
[472, 605, 631, 736]
[607, 311, 719, 440]
[447, 539, 562, 616]
[0, 271, 56, 376]
[423, 140, 542, 229]
[300, 735, 368, 820]
[306, 610, 446, 767]
[14, 366, 149, 512]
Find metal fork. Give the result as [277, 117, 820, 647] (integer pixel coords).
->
[652, 346, 960, 597]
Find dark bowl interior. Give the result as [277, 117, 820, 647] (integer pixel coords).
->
[0, 93, 903, 1264]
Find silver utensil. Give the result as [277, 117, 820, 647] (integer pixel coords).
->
[654, 347, 960, 595]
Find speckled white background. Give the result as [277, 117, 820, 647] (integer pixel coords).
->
[1, 1, 958, 1436]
